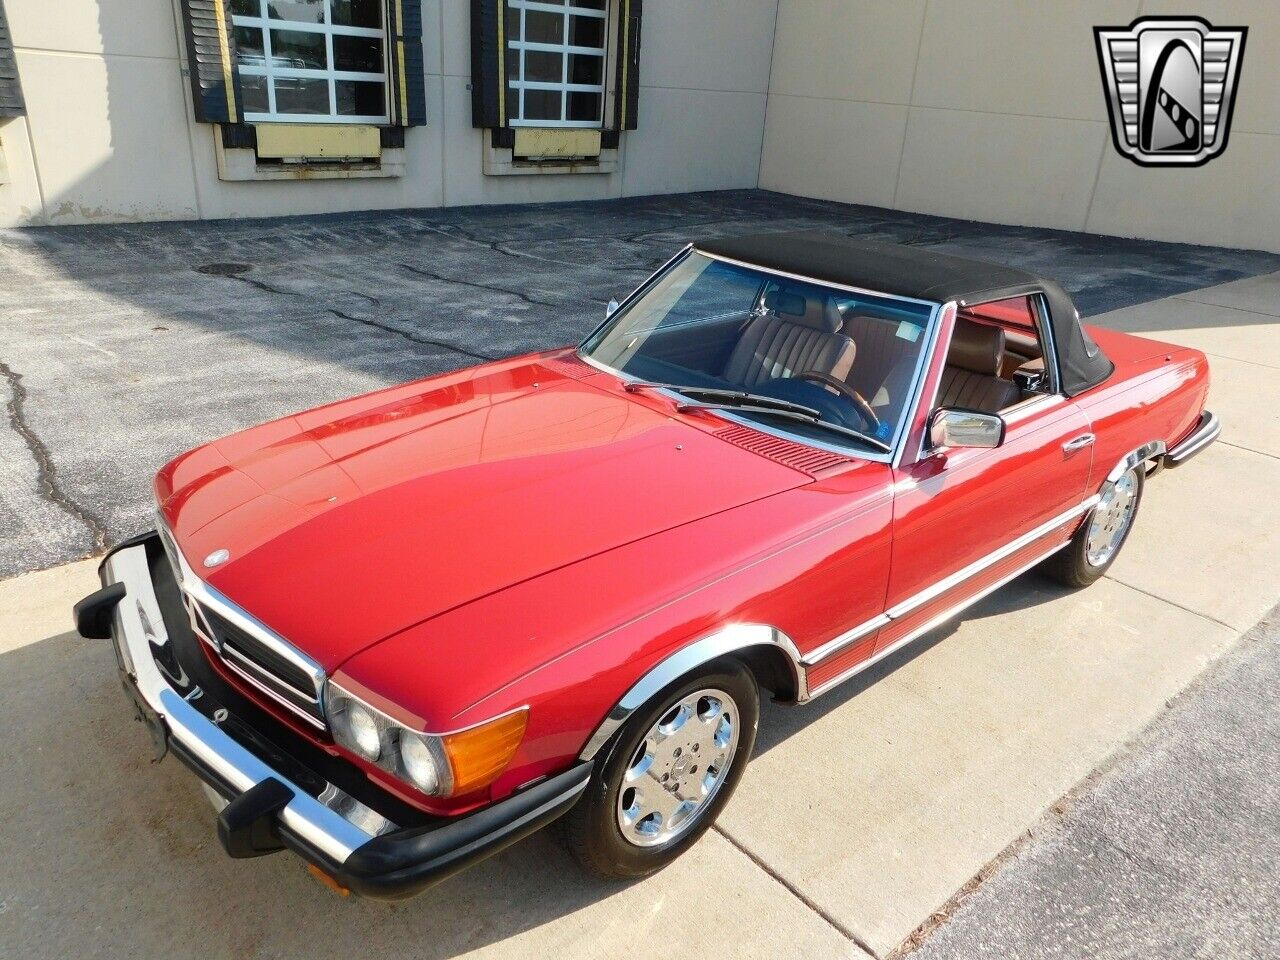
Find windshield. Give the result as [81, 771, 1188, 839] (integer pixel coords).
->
[581, 251, 938, 453]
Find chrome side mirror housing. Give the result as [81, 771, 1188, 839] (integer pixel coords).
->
[606, 298, 620, 318]
[929, 408, 1006, 450]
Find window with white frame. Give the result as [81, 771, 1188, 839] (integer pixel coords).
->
[505, 0, 609, 127]
[231, 0, 389, 123]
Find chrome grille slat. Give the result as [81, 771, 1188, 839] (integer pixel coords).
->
[160, 514, 327, 729]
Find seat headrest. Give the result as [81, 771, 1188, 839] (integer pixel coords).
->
[948, 319, 1006, 376]
[761, 287, 841, 333]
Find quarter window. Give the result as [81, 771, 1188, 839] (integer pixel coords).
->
[232, 0, 389, 124]
[505, 0, 609, 127]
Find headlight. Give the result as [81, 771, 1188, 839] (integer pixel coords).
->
[335, 701, 381, 760]
[327, 683, 528, 797]
[399, 733, 444, 794]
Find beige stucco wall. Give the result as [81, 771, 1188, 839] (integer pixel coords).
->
[759, 0, 1280, 252]
[0, 0, 778, 226]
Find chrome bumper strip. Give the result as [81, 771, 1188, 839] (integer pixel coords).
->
[1163, 411, 1220, 466]
[102, 544, 375, 864]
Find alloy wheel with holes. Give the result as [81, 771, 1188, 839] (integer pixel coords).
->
[1042, 464, 1145, 588]
[563, 659, 759, 879]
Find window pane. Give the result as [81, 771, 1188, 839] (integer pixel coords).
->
[240, 74, 269, 113]
[267, 0, 324, 23]
[524, 11, 564, 44]
[331, 0, 381, 28]
[230, 0, 260, 16]
[333, 34, 382, 73]
[505, 8, 520, 43]
[336, 79, 384, 117]
[567, 91, 600, 123]
[273, 77, 330, 113]
[233, 25, 265, 61]
[568, 15, 603, 49]
[524, 51, 562, 83]
[523, 88, 561, 121]
[271, 29, 327, 69]
[570, 0, 607, 10]
[567, 52, 602, 86]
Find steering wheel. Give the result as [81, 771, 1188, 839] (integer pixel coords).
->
[793, 371, 881, 432]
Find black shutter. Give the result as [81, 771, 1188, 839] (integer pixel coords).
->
[613, 0, 641, 131]
[0, 0, 25, 118]
[387, 0, 427, 126]
[470, 0, 508, 128]
[178, 0, 240, 124]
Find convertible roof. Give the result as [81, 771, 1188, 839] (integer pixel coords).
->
[695, 230, 1046, 305]
[693, 230, 1114, 397]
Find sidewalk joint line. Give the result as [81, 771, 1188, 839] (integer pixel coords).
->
[1217, 439, 1280, 462]
[713, 824, 880, 958]
[1103, 575, 1236, 632]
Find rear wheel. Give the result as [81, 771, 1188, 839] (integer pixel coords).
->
[1043, 464, 1145, 588]
[564, 660, 759, 879]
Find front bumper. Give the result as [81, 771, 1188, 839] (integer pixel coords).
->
[1162, 410, 1221, 468]
[80, 535, 590, 899]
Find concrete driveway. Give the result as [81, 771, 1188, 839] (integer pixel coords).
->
[1, 194, 1278, 958]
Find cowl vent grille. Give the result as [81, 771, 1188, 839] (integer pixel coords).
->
[714, 425, 851, 475]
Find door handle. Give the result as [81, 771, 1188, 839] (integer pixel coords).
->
[1062, 433, 1095, 453]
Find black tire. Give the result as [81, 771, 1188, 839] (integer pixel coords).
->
[564, 658, 759, 880]
[1042, 464, 1145, 588]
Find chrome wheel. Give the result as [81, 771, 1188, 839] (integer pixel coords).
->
[616, 688, 739, 848]
[1086, 468, 1139, 566]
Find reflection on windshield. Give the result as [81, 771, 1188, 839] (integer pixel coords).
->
[581, 252, 937, 453]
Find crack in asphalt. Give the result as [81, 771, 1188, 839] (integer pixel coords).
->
[326, 309, 501, 363]
[225, 273, 303, 297]
[0, 360, 109, 555]
[425, 222, 651, 275]
[395, 261, 569, 309]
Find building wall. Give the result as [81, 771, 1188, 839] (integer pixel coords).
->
[760, 0, 1280, 252]
[0, 0, 778, 226]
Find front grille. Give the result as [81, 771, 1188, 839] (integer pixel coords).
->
[184, 594, 326, 729]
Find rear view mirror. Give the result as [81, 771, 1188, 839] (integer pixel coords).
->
[606, 298, 620, 318]
[929, 408, 1005, 450]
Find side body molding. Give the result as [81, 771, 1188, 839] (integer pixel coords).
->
[577, 624, 805, 761]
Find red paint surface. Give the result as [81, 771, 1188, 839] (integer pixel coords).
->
[154, 318, 1211, 814]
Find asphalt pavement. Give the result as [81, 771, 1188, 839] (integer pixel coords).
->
[910, 607, 1279, 960]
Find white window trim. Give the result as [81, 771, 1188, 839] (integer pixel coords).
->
[507, 0, 609, 129]
[232, 1, 391, 125]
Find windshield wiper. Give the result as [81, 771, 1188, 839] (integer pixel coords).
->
[624, 381, 891, 453]
[623, 381, 822, 419]
[678, 403, 893, 453]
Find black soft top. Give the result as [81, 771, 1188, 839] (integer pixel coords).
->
[694, 231, 1114, 396]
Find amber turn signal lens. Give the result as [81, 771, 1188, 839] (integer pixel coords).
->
[441, 709, 528, 795]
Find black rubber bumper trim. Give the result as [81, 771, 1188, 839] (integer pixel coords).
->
[74, 582, 127, 639]
[336, 762, 593, 899]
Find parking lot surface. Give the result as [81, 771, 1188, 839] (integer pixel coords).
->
[2, 194, 1278, 958]
[2, 189, 1277, 579]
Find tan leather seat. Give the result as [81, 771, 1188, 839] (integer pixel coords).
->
[842, 312, 918, 408]
[723, 289, 856, 387]
[937, 320, 1021, 413]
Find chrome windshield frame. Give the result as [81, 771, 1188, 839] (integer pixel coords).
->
[577, 247, 944, 465]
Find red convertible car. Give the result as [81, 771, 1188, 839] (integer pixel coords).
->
[76, 232, 1218, 896]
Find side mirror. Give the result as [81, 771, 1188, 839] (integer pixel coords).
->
[606, 298, 620, 318]
[929, 408, 1005, 450]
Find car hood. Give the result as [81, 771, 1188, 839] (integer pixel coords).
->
[156, 354, 808, 671]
